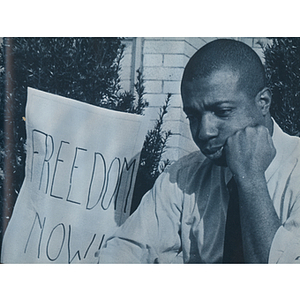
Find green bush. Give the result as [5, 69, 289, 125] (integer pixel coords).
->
[131, 94, 172, 213]
[263, 38, 300, 136]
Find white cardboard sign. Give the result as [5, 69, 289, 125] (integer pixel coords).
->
[1, 88, 147, 263]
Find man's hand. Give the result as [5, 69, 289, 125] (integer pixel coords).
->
[224, 125, 276, 180]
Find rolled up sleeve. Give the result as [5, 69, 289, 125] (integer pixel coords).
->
[269, 192, 300, 263]
[269, 226, 300, 263]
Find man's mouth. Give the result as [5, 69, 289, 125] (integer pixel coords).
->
[202, 146, 224, 159]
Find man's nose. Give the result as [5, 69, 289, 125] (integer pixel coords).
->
[197, 113, 219, 141]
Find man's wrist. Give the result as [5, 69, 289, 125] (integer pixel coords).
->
[233, 171, 266, 190]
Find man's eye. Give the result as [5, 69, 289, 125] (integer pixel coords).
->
[214, 108, 232, 118]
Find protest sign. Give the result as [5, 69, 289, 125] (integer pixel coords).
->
[1, 88, 147, 263]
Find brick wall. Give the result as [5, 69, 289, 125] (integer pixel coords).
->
[120, 37, 270, 163]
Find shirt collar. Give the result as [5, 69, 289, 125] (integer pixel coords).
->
[265, 118, 298, 182]
[265, 118, 282, 182]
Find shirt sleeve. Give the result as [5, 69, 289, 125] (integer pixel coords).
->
[269, 192, 300, 264]
[97, 170, 184, 263]
[269, 226, 300, 263]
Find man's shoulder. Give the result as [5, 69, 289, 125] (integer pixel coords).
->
[273, 121, 300, 157]
[285, 134, 300, 175]
[272, 124, 300, 186]
[278, 128, 300, 163]
[280, 136, 300, 197]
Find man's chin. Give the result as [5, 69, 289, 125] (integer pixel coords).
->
[204, 151, 227, 167]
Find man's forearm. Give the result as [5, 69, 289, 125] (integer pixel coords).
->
[236, 174, 281, 263]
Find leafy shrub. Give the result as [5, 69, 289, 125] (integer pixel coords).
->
[263, 38, 300, 136]
[131, 94, 172, 213]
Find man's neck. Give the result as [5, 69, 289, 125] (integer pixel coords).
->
[265, 115, 274, 136]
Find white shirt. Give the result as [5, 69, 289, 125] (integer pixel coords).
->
[98, 121, 300, 263]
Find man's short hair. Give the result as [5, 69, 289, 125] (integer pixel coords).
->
[181, 39, 266, 99]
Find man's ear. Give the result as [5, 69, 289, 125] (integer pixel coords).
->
[255, 87, 272, 116]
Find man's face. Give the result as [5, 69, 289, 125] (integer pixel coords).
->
[181, 68, 265, 166]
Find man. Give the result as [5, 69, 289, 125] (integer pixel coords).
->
[97, 39, 300, 263]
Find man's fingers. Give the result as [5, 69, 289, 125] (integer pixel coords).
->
[224, 124, 276, 177]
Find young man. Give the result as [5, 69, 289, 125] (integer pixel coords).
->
[97, 39, 300, 263]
